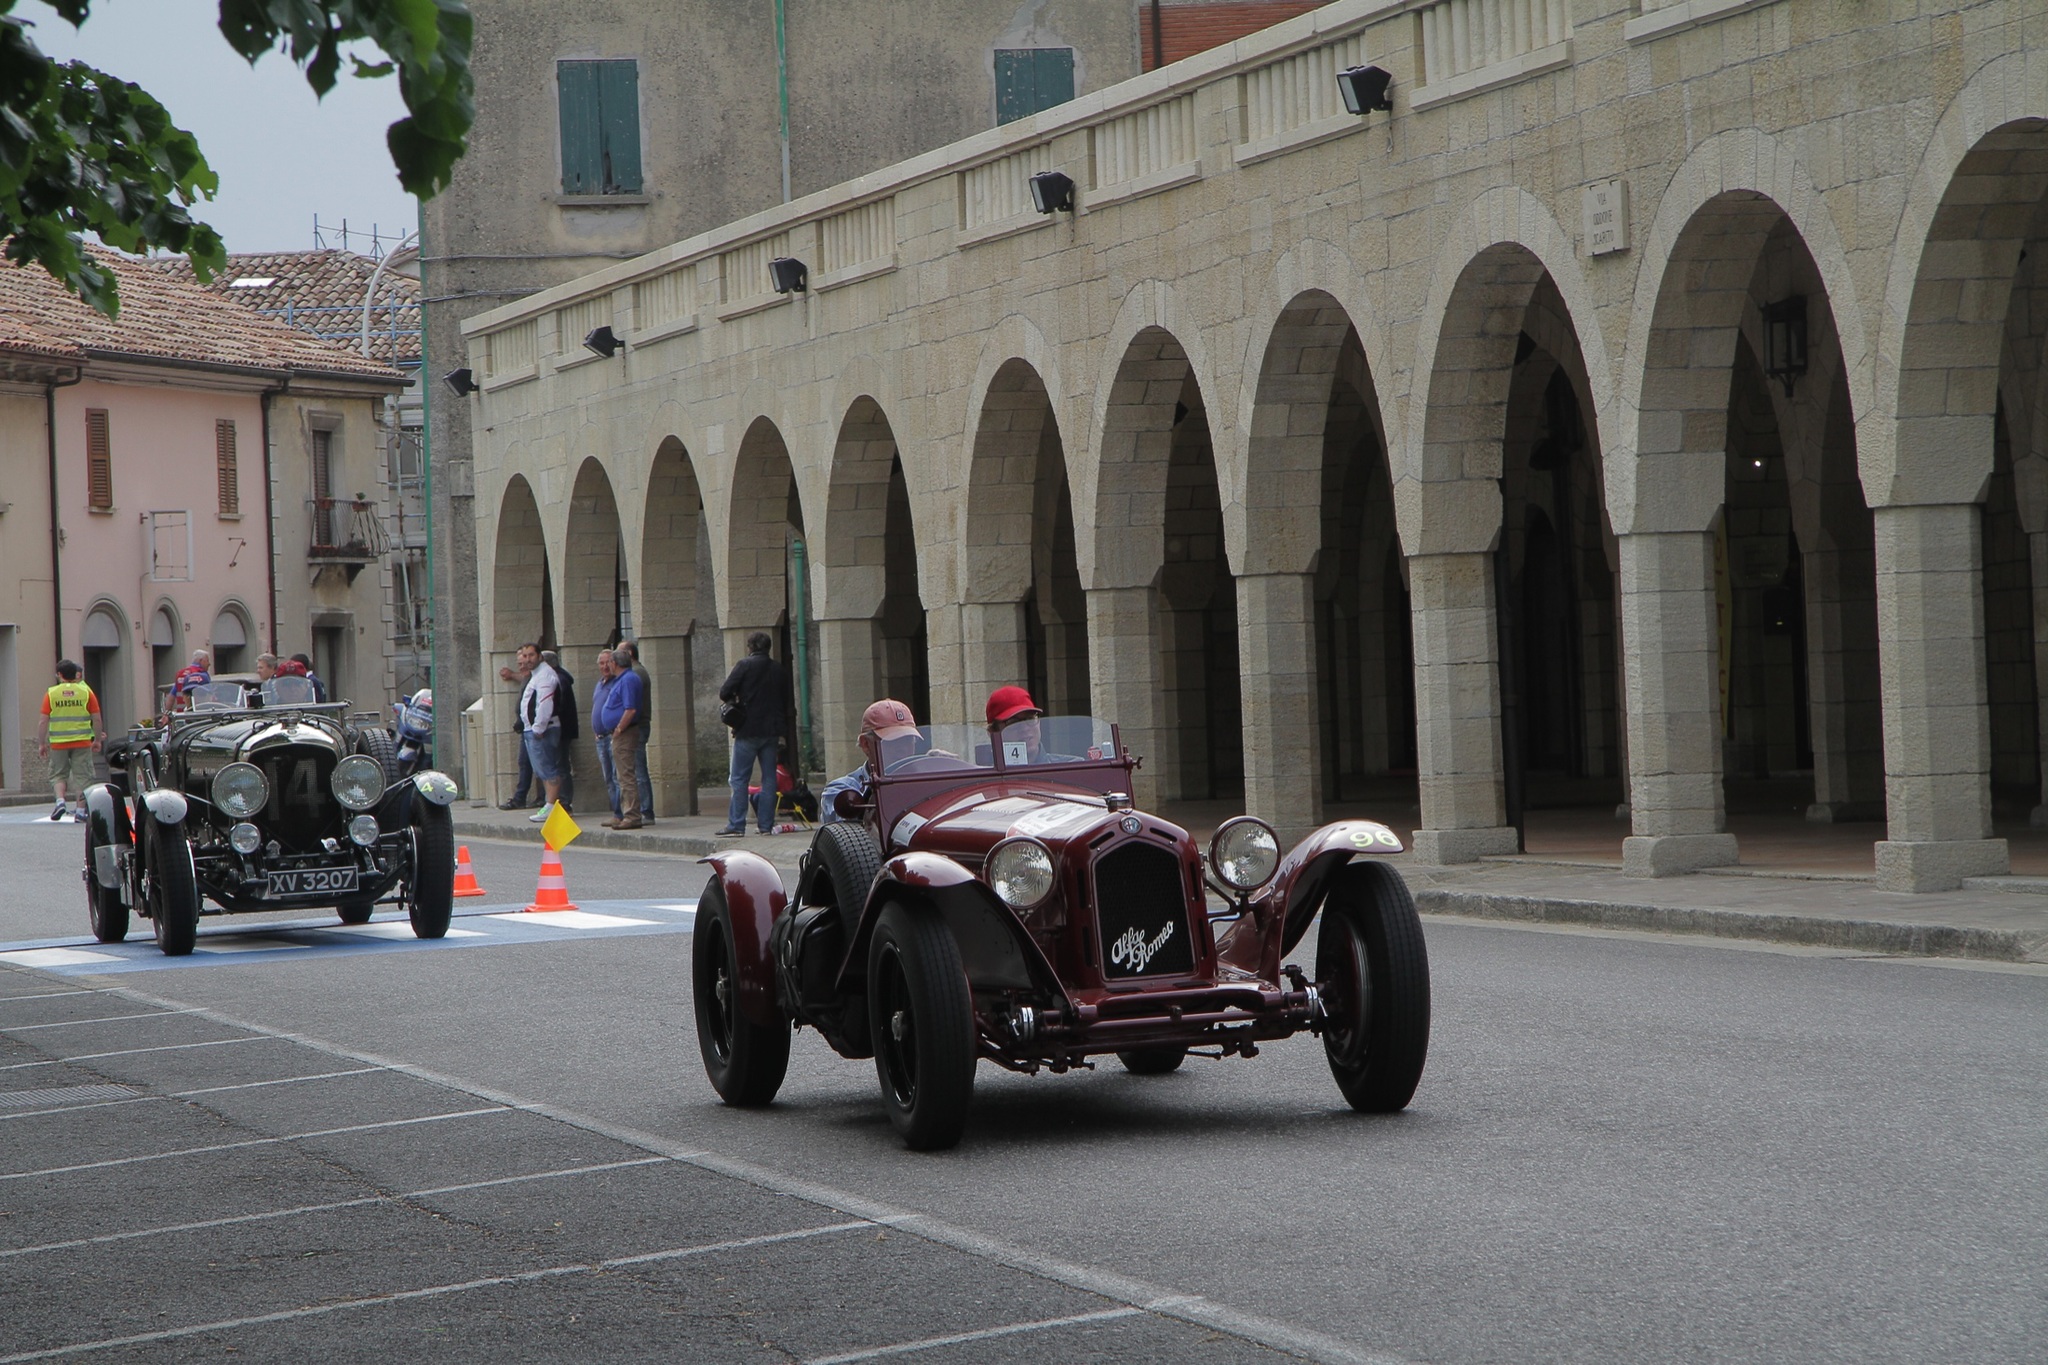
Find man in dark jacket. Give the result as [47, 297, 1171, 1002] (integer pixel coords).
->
[717, 631, 788, 835]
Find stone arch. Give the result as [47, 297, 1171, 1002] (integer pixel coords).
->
[492, 475, 549, 653]
[209, 600, 255, 675]
[562, 457, 624, 648]
[723, 415, 803, 635]
[148, 599, 183, 695]
[79, 598, 131, 736]
[639, 434, 709, 815]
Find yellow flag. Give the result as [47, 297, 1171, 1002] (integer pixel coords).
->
[540, 802, 582, 852]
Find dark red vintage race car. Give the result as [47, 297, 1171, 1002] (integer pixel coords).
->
[692, 716, 1429, 1149]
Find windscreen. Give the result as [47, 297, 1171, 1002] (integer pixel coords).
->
[261, 677, 319, 706]
[874, 717, 1117, 775]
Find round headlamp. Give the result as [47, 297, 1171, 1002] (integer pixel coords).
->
[211, 763, 269, 819]
[1210, 817, 1280, 892]
[331, 755, 386, 811]
[230, 822, 262, 854]
[348, 814, 381, 847]
[985, 837, 1055, 910]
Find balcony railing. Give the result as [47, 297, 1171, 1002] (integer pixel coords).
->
[308, 497, 390, 568]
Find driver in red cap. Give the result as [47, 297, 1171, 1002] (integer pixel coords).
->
[819, 698, 921, 823]
[985, 685, 1081, 764]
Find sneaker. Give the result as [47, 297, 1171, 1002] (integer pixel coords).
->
[71, 808, 85, 824]
[615, 818, 643, 830]
[715, 826, 745, 837]
[497, 799, 529, 811]
[527, 802, 554, 824]
[50, 802, 65, 821]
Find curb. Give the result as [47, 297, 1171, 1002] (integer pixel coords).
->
[1410, 885, 2048, 964]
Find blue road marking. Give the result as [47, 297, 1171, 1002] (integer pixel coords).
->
[0, 900, 697, 975]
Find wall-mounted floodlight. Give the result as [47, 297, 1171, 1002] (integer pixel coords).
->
[1337, 65, 1394, 115]
[443, 367, 480, 397]
[1029, 170, 1075, 214]
[769, 257, 809, 293]
[583, 325, 624, 359]
[1762, 296, 1808, 398]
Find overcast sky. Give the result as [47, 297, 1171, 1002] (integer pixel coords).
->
[20, 0, 417, 256]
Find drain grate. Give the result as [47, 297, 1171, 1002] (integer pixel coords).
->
[0, 1083, 137, 1110]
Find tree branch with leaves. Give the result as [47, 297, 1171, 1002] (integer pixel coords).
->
[0, 0, 471, 315]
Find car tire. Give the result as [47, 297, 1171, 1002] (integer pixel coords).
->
[1117, 1046, 1187, 1075]
[868, 900, 976, 1150]
[83, 819, 129, 945]
[148, 824, 200, 957]
[357, 726, 403, 784]
[692, 879, 790, 1105]
[407, 800, 455, 939]
[805, 820, 882, 934]
[1316, 860, 1430, 1113]
[337, 899, 376, 925]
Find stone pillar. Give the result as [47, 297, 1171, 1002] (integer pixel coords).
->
[1873, 503, 2008, 890]
[636, 632, 696, 817]
[2029, 531, 2048, 826]
[1801, 547, 1885, 822]
[814, 614, 883, 776]
[1236, 572, 1322, 845]
[1086, 585, 1170, 810]
[1617, 531, 1739, 876]
[485, 646, 521, 807]
[923, 604, 965, 726]
[959, 600, 1027, 718]
[1408, 553, 1518, 863]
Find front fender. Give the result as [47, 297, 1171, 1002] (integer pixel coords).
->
[698, 850, 786, 1027]
[84, 784, 130, 889]
[1221, 820, 1406, 972]
[139, 788, 189, 826]
[837, 851, 1066, 1002]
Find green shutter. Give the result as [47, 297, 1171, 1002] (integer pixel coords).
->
[994, 48, 1074, 125]
[559, 60, 641, 194]
[558, 61, 603, 194]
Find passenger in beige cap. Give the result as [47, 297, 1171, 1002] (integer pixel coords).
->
[819, 699, 920, 823]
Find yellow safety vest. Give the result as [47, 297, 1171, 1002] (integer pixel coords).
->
[46, 682, 95, 746]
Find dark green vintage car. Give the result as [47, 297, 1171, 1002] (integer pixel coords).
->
[81, 678, 460, 955]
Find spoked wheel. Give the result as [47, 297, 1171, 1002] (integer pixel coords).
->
[147, 824, 199, 957]
[407, 800, 454, 939]
[1117, 1047, 1187, 1075]
[1316, 860, 1430, 1112]
[83, 815, 129, 945]
[692, 880, 790, 1105]
[868, 901, 975, 1150]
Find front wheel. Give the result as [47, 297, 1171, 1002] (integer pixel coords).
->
[868, 901, 976, 1150]
[692, 879, 790, 1105]
[337, 899, 376, 926]
[84, 818, 129, 944]
[407, 801, 455, 939]
[1117, 1047, 1187, 1075]
[148, 825, 199, 957]
[1316, 860, 1430, 1112]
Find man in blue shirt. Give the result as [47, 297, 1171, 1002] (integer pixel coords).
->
[590, 651, 620, 822]
[595, 647, 647, 830]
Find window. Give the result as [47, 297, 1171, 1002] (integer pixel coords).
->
[310, 425, 338, 549]
[85, 408, 111, 510]
[216, 419, 239, 515]
[147, 510, 192, 581]
[994, 48, 1075, 125]
[558, 59, 643, 195]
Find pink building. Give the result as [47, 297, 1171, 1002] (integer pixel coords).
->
[0, 252, 401, 791]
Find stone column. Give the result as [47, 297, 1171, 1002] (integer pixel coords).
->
[1873, 503, 2008, 890]
[635, 632, 696, 817]
[1801, 547, 1885, 822]
[2029, 531, 2048, 826]
[923, 604, 965, 726]
[1235, 572, 1322, 845]
[959, 600, 1027, 717]
[485, 646, 521, 807]
[1408, 553, 1518, 862]
[1086, 585, 1170, 810]
[1617, 530, 1739, 876]
[814, 614, 883, 776]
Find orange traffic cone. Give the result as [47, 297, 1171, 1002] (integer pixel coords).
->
[452, 845, 486, 898]
[523, 846, 579, 913]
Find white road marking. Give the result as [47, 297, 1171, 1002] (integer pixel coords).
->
[0, 1221, 871, 1362]
[172, 1068, 382, 1096]
[0, 1096, 154, 1123]
[2, 1006, 205, 1031]
[0, 1035, 273, 1069]
[0, 1106, 506, 1182]
[0, 949, 121, 968]
[191, 941, 309, 954]
[802, 1307, 1144, 1364]
[486, 910, 657, 929]
[0, 988, 119, 1002]
[320, 922, 487, 940]
[0, 1157, 668, 1261]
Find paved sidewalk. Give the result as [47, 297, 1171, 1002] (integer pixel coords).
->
[453, 799, 2048, 963]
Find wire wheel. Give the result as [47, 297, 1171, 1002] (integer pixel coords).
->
[691, 879, 789, 1106]
[1316, 860, 1430, 1113]
[868, 901, 975, 1150]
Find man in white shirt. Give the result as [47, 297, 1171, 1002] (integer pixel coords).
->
[517, 642, 565, 822]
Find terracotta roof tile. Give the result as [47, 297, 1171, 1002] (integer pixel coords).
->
[159, 249, 421, 368]
[0, 248, 402, 382]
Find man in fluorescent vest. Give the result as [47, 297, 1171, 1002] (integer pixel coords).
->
[39, 659, 102, 823]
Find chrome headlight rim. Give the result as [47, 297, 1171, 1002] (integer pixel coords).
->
[330, 754, 387, 811]
[210, 762, 269, 820]
[348, 814, 381, 847]
[1210, 816, 1281, 893]
[229, 822, 262, 854]
[985, 836, 1056, 910]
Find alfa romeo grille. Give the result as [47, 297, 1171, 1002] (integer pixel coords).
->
[1093, 842, 1195, 979]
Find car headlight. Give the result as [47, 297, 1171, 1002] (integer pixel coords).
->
[1210, 817, 1280, 892]
[211, 763, 269, 819]
[331, 754, 386, 811]
[986, 837, 1055, 910]
[348, 814, 381, 846]
[230, 822, 262, 854]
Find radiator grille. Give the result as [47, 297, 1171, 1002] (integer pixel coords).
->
[252, 746, 341, 853]
[1093, 842, 1195, 979]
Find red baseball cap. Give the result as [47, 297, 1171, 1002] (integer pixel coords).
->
[986, 685, 1040, 725]
[860, 698, 919, 741]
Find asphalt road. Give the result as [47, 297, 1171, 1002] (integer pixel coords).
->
[0, 810, 2042, 1363]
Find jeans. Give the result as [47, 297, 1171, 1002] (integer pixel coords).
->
[595, 733, 620, 818]
[523, 726, 563, 784]
[632, 728, 653, 816]
[511, 726, 533, 804]
[727, 735, 777, 832]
